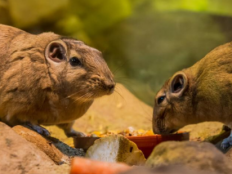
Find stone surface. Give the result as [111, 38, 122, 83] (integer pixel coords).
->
[120, 166, 220, 174]
[146, 141, 232, 174]
[13, 125, 84, 158]
[74, 83, 153, 132]
[0, 122, 70, 174]
[178, 122, 229, 142]
[12, 125, 69, 165]
[225, 146, 232, 161]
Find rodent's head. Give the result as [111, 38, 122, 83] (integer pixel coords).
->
[44, 38, 115, 101]
[153, 71, 195, 134]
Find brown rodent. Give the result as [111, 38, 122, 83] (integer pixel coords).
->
[153, 41, 232, 147]
[0, 24, 115, 137]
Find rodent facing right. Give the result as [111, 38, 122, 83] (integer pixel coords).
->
[153, 41, 232, 148]
[0, 24, 115, 137]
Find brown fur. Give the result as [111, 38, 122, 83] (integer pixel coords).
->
[153, 42, 232, 134]
[0, 24, 115, 136]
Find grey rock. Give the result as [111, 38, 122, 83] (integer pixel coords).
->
[178, 122, 230, 143]
[146, 141, 232, 174]
[120, 166, 220, 174]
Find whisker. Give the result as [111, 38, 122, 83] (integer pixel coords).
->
[114, 89, 124, 100]
[73, 92, 92, 103]
[67, 88, 89, 98]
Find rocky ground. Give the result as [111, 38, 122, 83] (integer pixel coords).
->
[1, 84, 232, 174]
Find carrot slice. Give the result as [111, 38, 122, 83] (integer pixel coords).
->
[70, 157, 131, 174]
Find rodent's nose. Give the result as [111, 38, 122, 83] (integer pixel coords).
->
[107, 84, 115, 91]
[104, 81, 115, 94]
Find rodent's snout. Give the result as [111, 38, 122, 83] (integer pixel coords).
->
[103, 80, 115, 94]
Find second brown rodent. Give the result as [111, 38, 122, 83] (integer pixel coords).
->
[0, 24, 115, 137]
[152, 41, 232, 148]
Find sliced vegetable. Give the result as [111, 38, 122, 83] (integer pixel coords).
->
[70, 157, 131, 174]
[85, 135, 146, 165]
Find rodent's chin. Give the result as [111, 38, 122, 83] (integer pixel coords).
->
[153, 124, 177, 135]
[106, 89, 114, 95]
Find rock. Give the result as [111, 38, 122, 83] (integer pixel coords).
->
[48, 136, 85, 157]
[74, 83, 152, 132]
[44, 83, 152, 146]
[12, 125, 69, 164]
[0, 122, 70, 174]
[178, 122, 230, 143]
[146, 141, 232, 173]
[120, 166, 220, 174]
[8, 0, 69, 28]
[85, 135, 146, 165]
[225, 147, 232, 161]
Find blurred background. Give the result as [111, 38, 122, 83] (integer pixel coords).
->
[1, 0, 232, 106]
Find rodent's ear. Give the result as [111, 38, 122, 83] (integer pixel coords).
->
[45, 40, 67, 62]
[169, 72, 188, 97]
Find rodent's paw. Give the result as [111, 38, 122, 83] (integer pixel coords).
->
[25, 123, 50, 137]
[221, 136, 232, 149]
[65, 129, 86, 137]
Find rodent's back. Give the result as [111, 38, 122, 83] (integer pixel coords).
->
[0, 25, 60, 124]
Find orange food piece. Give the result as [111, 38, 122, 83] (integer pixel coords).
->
[70, 157, 131, 174]
[89, 128, 155, 137]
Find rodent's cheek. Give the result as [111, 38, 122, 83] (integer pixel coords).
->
[66, 69, 86, 83]
[166, 112, 186, 130]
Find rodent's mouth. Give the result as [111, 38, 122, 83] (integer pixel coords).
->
[155, 109, 176, 134]
[156, 110, 178, 134]
[106, 88, 114, 95]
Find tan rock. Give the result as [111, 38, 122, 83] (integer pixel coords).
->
[146, 141, 232, 174]
[0, 122, 70, 174]
[12, 125, 68, 165]
[178, 122, 229, 142]
[73, 83, 152, 132]
[225, 147, 232, 160]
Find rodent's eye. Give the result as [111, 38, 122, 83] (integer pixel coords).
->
[157, 96, 165, 104]
[70, 57, 82, 66]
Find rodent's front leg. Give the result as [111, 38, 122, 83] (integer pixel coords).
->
[25, 122, 50, 137]
[221, 130, 232, 149]
[57, 122, 86, 137]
